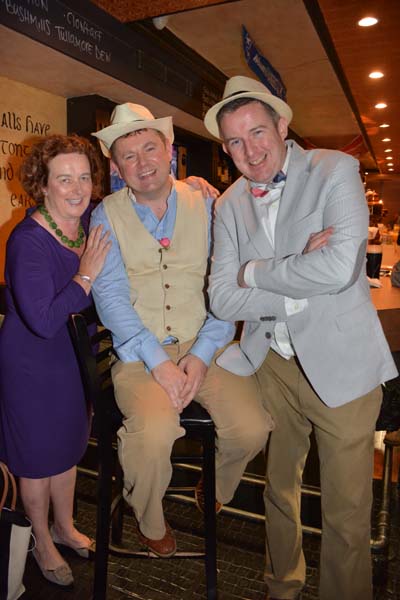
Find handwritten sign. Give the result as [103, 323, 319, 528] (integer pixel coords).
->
[0, 0, 129, 81]
[0, 76, 65, 280]
[0, 0, 221, 121]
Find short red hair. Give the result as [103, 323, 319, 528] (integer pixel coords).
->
[20, 134, 103, 203]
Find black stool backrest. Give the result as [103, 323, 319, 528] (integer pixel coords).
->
[68, 305, 122, 432]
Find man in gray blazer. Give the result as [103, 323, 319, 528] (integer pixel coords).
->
[204, 75, 398, 600]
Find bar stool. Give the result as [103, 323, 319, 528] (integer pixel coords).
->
[372, 379, 400, 554]
[68, 306, 217, 600]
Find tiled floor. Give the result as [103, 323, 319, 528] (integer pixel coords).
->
[20, 471, 400, 600]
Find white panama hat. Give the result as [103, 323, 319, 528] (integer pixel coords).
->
[92, 102, 174, 157]
[204, 75, 293, 140]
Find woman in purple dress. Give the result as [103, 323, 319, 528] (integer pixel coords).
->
[0, 135, 111, 587]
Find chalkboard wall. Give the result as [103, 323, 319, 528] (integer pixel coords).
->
[0, 0, 226, 121]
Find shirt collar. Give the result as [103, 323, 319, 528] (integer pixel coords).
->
[127, 175, 176, 205]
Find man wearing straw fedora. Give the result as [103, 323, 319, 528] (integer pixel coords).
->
[204, 75, 397, 600]
[90, 103, 273, 557]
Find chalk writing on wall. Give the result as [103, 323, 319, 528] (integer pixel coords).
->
[0, 1, 116, 72]
[0, 76, 66, 281]
[0, 111, 52, 209]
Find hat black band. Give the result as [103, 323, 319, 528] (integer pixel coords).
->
[226, 90, 251, 99]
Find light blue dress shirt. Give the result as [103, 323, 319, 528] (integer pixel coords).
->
[90, 183, 235, 370]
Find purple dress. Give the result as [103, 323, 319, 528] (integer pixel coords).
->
[0, 216, 92, 478]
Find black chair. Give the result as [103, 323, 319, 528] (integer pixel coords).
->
[68, 305, 217, 600]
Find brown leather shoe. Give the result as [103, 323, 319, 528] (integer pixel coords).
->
[137, 521, 177, 558]
[195, 476, 223, 515]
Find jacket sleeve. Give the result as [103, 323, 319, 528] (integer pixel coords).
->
[6, 228, 89, 339]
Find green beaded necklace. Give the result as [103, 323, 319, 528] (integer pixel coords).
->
[38, 204, 85, 249]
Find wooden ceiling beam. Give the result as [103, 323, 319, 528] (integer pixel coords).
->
[90, 0, 235, 22]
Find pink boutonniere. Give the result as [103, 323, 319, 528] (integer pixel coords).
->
[159, 237, 171, 249]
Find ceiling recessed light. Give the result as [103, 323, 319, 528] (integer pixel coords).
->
[382, 138, 391, 142]
[379, 123, 390, 128]
[369, 71, 384, 79]
[385, 156, 393, 160]
[388, 168, 394, 172]
[375, 102, 387, 109]
[358, 17, 378, 27]
[384, 149, 392, 152]
[387, 163, 394, 166]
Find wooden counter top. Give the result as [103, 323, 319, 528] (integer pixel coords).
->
[370, 275, 400, 311]
[371, 276, 400, 351]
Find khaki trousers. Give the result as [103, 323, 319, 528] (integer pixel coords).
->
[112, 340, 274, 540]
[257, 350, 382, 600]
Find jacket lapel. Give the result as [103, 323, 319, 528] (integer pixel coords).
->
[274, 141, 310, 256]
[239, 187, 275, 258]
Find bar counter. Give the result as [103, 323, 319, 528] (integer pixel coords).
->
[370, 276, 400, 352]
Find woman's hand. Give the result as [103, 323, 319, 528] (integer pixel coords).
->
[184, 176, 220, 199]
[74, 225, 111, 291]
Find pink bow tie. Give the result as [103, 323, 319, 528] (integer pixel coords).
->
[250, 171, 287, 198]
[251, 187, 269, 198]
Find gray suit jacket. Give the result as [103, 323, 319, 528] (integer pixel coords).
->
[209, 140, 398, 407]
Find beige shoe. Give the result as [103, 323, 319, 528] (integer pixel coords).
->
[32, 548, 73, 586]
[50, 524, 95, 559]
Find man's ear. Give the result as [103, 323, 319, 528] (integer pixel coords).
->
[222, 142, 230, 156]
[110, 158, 122, 178]
[277, 117, 288, 141]
[165, 140, 173, 160]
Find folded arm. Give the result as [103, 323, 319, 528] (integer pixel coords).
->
[209, 208, 287, 323]
[251, 159, 369, 298]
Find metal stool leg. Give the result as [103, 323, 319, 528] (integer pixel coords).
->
[93, 425, 114, 600]
[202, 427, 217, 600]
[111, 461, 124, 545]
[371, 440, 393, 553]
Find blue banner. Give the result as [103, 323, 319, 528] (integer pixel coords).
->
[242, 25, 287, 101]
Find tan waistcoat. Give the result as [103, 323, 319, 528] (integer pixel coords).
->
[103, 181, 208, 343]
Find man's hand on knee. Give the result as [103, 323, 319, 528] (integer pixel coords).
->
[178, 354, 208, 406]
[151, 360, 187, 412]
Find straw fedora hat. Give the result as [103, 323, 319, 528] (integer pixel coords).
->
[204, 75, 293, 140]
[92, 103, 174, 157]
